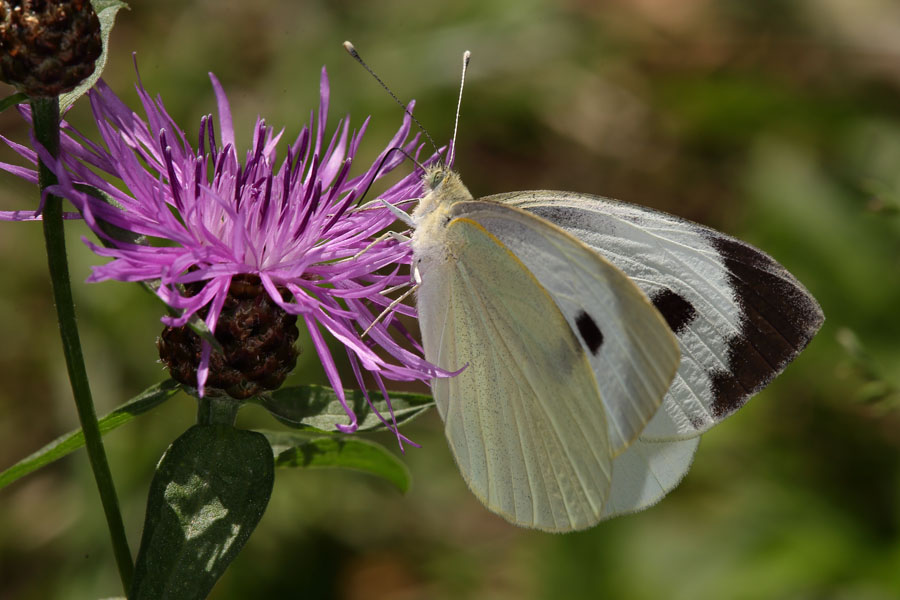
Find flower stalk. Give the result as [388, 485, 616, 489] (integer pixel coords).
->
[196, 395, 241, 426]
[32, 96, 134, 592]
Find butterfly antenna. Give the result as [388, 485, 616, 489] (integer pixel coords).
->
[343, 41, 441, 160]
[447, 50, 471, 168]
[353, 146, 426, 207]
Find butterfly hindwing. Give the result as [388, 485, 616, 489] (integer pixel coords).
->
[601, 437, 700, 519]
[451, 200, 681, 453]
[417, 214, 613, 531]
[494, 191, 824, 441]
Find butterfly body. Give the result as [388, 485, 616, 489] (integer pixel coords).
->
[405, 161, 823, 531]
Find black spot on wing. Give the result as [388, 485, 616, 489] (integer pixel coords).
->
[575, 311, 604, 355]
[651, 289, 697, 335]
[707, 235, 824, 418]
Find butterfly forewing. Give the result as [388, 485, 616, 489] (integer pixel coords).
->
[417, 215, 614, 531]
[452, 201, 681, 452]
[495, 191, 824, 441]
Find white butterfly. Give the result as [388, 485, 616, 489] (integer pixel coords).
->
[345, 42, 823, 532]
[407, 166, 822, 532]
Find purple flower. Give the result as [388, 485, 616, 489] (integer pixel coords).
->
[1, 68, 443, 438]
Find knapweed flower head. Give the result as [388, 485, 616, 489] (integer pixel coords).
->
[0, 67, 443, 436]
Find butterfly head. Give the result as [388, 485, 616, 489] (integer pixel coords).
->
[423, 165, 471, 199]
[413, 164, 474, 224]
[423, 165, 449, 191]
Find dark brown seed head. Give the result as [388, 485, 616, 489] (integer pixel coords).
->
[0, 0, 102, 97]
[158, 275, 300, 400]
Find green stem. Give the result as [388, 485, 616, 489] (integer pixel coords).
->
[196, 395, 241, 426]
[32, 97, 134, 593]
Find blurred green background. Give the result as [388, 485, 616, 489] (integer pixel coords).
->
[2, 0, 900, 598]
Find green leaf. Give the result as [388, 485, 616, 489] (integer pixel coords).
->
[130, 425, 274, 600]
[0, 92, 27, 113]
[258, 384, 434, 432]
[0, 379, 181, 490]
[58, 0, 128, 112]
[262, 430, 411, 493]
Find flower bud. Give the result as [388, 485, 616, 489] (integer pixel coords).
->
[0, 0, 102, 97]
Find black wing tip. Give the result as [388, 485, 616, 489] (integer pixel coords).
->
[706, 233, 824, 419]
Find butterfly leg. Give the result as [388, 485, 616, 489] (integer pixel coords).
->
[347, 230, 411, 262]
[378, 198, 417, 227]
[361, 283, 420, 338]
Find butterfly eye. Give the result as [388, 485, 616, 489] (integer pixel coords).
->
[427, 171, 445, 189]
